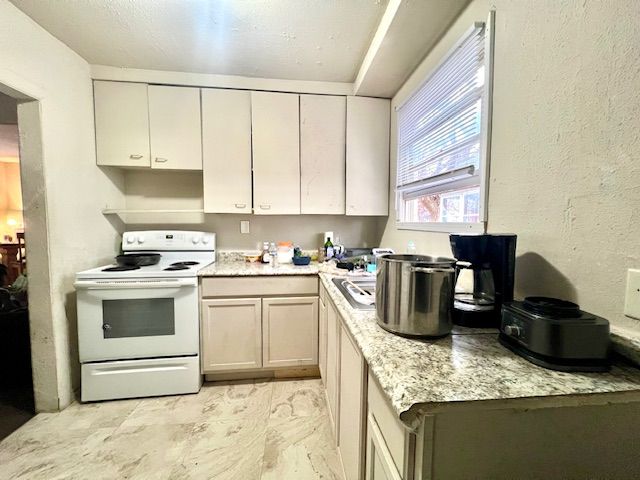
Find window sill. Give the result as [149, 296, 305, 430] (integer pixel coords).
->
[396, 221, 486, 234]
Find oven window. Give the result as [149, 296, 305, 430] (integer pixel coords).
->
[102, 299, 175, 338]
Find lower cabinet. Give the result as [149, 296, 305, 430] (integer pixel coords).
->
[338, 323, 367, 480]
[201, 298, 262, 371]
[319, 293, 328, 384]
[320, 283, 415, 480]
[325, 298, 340, 438]
[262, 297, 318, 368]
[366, 414, 402, 480]
[200, 276, 319, 375]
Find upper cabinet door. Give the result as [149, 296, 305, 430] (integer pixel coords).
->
[94, 81, 150, 167]
[251, 91, 300, 215]
[346, 96, 390, 216]
[148, 85, 202, 170]
[202, 89, 252, 213]
[300, 95, 346, 214]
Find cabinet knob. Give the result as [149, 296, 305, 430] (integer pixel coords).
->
[155, 157, 168, 163]
[235, 203, 246, 209]
[259, 204, 271, 210]
[129, 154, 143, 159]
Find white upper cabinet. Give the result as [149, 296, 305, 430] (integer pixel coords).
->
[300, 95, 346, 214]
[202, 89, 252, 213]
[251, 91, 300, 215]
[148, 85, 202, 170]
[94, 81, 151, 167]
[346, 96, 390, 216]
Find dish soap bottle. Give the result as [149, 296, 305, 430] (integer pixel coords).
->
[324, 237, 334, 260]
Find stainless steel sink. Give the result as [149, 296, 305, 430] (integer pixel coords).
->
[331, 277, 376, 310]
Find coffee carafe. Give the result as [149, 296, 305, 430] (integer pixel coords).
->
[449, 234, 517, 328]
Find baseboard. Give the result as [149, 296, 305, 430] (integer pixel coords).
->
[204, 365, 320, 382]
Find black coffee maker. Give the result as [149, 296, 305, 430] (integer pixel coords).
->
[449, 234, 517, 327]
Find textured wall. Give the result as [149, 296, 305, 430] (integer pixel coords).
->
[120, 170, 386, 250]
[0, 91, 17, 123]
[0, 0, 124, 410]
[381, 0, 640, 333]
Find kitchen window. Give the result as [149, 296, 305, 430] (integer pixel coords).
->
[395, 14, 494, 232]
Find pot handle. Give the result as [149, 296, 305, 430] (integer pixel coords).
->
[409, 266, 455, 274]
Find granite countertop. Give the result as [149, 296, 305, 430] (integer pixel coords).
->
[197, 259, 640, 430]
[198, 260, 320, 276]
[317, 271, 640, 429]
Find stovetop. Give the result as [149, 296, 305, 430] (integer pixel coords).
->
[76, 251, 216, 279]
[76, 230, 216, 280]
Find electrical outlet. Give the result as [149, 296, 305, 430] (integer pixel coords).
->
[624, 269, 640, 320]
[240, 220, 250, 234]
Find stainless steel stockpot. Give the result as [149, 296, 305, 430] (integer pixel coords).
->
[375, 254, 456, 337]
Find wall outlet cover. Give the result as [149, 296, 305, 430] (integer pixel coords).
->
[240, 220, 250, 234]
[624, 269, 640, 320]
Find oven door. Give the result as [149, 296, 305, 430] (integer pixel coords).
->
[75, 278, 198, 362]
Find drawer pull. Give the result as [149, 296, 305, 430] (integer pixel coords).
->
[259, 204, 271, 210]
[155, 157, 168, 163]
[235, 203, 246, 209]
[129, 154, 143, 159]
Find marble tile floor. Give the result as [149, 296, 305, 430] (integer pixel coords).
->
[0, 378, 345, 480]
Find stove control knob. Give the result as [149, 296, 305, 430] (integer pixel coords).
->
[126, 236, 135, 244]
[192, 237, 200, 244]
[504, 325, 522, 337]
[137, 236, 145, 244]
[202, 236, 210, 245]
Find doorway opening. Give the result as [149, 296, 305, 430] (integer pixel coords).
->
[0, 91, 32, 440]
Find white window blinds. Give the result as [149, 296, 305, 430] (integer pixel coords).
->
[397, 24, 486, 192]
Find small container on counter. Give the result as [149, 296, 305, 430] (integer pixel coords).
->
[276, 241, 294, 264]
[268, 242, 278, 267]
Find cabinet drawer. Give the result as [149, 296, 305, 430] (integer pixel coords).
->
[201, 275, 318, 297]
[368, 373, 408, 476]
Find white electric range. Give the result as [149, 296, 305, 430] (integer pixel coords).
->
[75, 230, 216, 402]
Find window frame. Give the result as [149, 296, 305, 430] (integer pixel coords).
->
[395, 11, 495, 234]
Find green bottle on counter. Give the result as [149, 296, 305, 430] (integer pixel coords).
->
[324, 237, 334, 260]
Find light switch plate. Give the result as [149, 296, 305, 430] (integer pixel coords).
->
[624, 269, 640, 320]
[240, 220, 250, 234]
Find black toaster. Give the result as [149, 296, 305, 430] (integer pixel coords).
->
[499, 297, 611, 372]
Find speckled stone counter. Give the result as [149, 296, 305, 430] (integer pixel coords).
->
[197, 260, 640, 430]
[318, 272, 640, 430]
[197, 260, 320, 276]
[611, 325, 640, 366]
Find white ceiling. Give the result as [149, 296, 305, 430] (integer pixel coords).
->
[10, 0, 389, 83]
[355, 0, 471, 97]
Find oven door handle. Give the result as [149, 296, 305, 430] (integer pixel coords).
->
[74, 279, 197, 289]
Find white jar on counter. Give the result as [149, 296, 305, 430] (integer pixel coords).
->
[276, 241, 294, 264]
